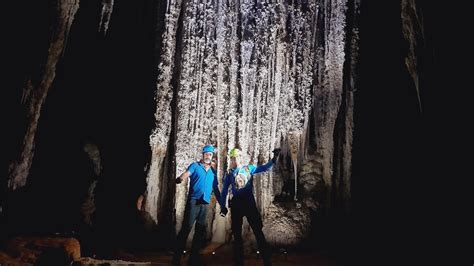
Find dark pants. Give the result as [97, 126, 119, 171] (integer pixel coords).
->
[172, 199, 209, 266]
[231, 197, 272, 266]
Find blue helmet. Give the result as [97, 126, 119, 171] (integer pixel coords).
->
[202, 145, 215, 153]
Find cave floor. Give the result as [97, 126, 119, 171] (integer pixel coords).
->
[80, 243, 339, 266]
[0, 236, 343, 265]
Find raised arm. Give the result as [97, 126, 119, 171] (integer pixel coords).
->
[252, 160, 274, 175]
[251, 148, 280, 175]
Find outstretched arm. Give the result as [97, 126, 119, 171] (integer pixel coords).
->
[252, 148, 280, 174]
[176, 163, 196, 184]
[175, 171, 190, 184]
[252, 160, 274, 175]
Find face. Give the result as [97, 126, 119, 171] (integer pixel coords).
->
[230, 157, 239, 168]
[202, 152, 213, 164]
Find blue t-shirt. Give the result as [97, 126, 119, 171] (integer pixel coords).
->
[187, 162, 219, 204]
[220, 160, 274, 205]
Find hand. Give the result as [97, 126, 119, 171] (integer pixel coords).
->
[211, 159, 217, 170]
[175, 177, 182, 184]
[220, 207, 228, 217]
[272, 148, 281, 163]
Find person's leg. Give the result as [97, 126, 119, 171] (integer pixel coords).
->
[188, 200, 208, 265]
[173, 199, 199, 265]
[231, 201, 244, 266]
[246, 204, 272, 266]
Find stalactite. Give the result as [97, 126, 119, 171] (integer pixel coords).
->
[312, 0, 348, 211]
[146, 0, 183, 225]
[401, 0, 423, 112]
[7, 0, 80, 191]
[340, 0, 359, 210]
[98, 0, 114, 35]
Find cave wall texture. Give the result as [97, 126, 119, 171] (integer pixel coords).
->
[0, 0, 444, 258]
[145, 0, 359, 246]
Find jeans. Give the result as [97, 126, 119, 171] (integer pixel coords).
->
[172, 198, 209, 265]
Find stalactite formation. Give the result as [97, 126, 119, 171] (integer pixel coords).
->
[7, 0, 80, 191]
[401, 0, 424, 113]
[99, 0, 114, 35]
[146, 0, 358, 245]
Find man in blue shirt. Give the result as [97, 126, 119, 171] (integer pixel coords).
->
[220, 147, 281, 266]
[172, 144, 224, 266]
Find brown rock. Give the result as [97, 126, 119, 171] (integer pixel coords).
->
[1, 236, 80, 265]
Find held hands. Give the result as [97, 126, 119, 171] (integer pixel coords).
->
[220, 207, 228, 217]
[272, 148, 281, 163]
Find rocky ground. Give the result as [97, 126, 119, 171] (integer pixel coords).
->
[0, 236, 338, 265]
